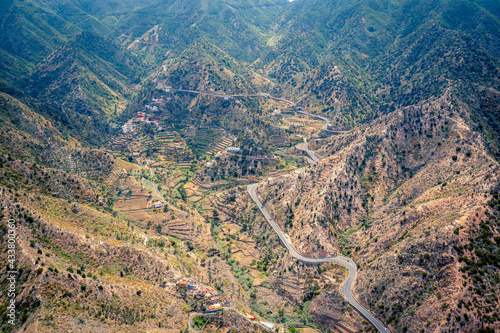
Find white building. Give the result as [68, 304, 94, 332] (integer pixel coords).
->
[122, 124, 134, 133]
[260, 322, 275, 330]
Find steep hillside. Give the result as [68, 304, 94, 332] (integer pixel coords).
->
[118, 0, 288, 63]
[262, 0, 500, 136]
[0, 185, 188, 332]
[25, 32, 144, 145]
[0, 0, 499, 332]
[253, 90, 500, 332]
[158, 41, 272, 94]
[121, 40, 283, 152]
[0, 0, 114, 87]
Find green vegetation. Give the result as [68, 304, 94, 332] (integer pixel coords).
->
[192, 315, 210, 329]
[0, 0, 499, 332]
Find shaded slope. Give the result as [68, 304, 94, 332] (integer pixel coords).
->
[262, 0, 500, 134]
[25, 31, 145, 145]
[120, 0, 289, 63]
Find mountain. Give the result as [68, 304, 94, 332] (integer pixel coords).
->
[28, 32, 141, 109]
[0, 0, 499, 332]
[23, 31, 144, 145]
[254, 90, 500, 332]
[261, 0, 500, 137]
[117, 0, 288, 62]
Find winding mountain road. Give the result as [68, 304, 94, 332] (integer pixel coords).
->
[189, 302, 271, 333]
[172, 88, 295, 105]
[247, 183, 389, 333]
[189, 311, 215, 333]
[170, 87, 350, 137]
[141, 178, 166, 204]
[295, 140, 320, 165]
[171, 85, 384, 331]
[296, 110, 331, 131]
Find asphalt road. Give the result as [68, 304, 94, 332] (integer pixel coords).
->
[173, 88, 295, 105]
[297, 110, 331, 129]
[295, 141, 320, 164]
[189, 311, 215, 333]
[141, 178, 166, 203]
[247, 183, 389, 333]
[189, 301, 271, 333]
[172, 88, 351, 137]
[295, 110, 349, 135]
[171, 86, 384, 331]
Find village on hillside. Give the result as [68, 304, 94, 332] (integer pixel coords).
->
[177, 278, 277, 331]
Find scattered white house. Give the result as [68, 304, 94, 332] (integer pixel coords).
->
[153, 201, 163, 208]
[227, 147, 241, 153]
[272, 109, 281, 116]
[260, 322, 275, 330]
[122, 124, 134, 133]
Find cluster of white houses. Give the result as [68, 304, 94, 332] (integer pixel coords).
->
[177, 279, 231, 312]
[122, 99, 165, 133]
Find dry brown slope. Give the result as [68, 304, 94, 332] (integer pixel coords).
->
[255, 90, 500, 332]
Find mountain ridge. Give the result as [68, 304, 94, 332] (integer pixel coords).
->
[0, 0, 499, 332]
